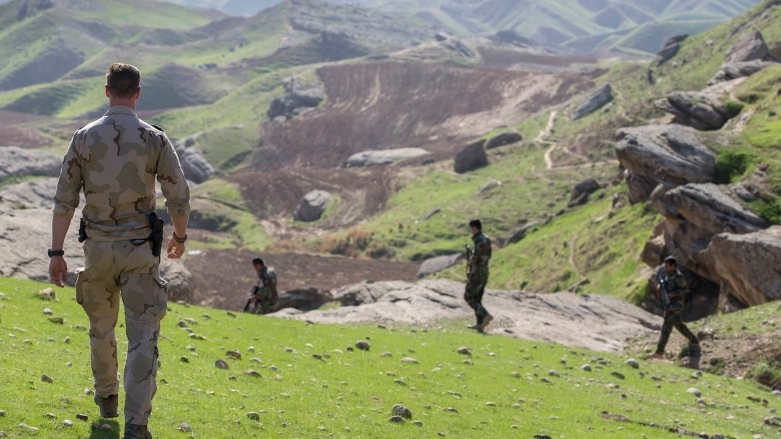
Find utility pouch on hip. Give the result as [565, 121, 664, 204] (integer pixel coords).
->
[78, 218, 87, 243]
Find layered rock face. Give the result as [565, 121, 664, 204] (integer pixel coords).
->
[571, 84, 612, 121]
[709, 31, 779, 85]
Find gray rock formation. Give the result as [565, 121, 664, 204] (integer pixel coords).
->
[346, 148, 429, 167]
[615, 125, 716, 203]
[0, 147, 61, 180]
[172, 136, 216, 184]
[656, 34, 688, 66]
[267, 77, 325, 121]
[416, 254, 462, 278]
[703, 226, 781, 307]
[568, 178, 601, 208]
[0, 177, 82, 209]
[159, 259, 194, 302]
[485, 132, 522, 149]
[293, 190, 331, 222]
[504, 222, 539, 245]
[276, 279, 660, 352]
[708, 31, 779, 85]
[571, 84, 613, 121]
[655, 90, 741, 131]
[454, 140, 488, 173]
[276, 287, 333, 311]
[663, 183, 769, 236]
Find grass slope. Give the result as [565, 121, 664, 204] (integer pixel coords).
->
[1, 276, 780, 438]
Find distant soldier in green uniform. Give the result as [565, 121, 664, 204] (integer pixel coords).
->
[49, 63, 191, 439]
[465, 219, 493, 332]
[649, 256, 700, 368]
[246, 257, 278, 315]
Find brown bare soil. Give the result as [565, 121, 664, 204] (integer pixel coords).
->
[183, 249, 419, 311]
[0, 111, 55, 148]
[478, 47, 599, 68]
[255, 61, 598, 171]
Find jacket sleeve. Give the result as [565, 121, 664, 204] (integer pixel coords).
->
[52, 135, 83, 219]
[156, 133, 191, 217]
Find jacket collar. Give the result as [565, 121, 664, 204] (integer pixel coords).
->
[104, 105, 137, 117]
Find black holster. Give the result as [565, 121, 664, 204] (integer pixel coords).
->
[78, 218, 87, 243]
[148, 213, 164, 257]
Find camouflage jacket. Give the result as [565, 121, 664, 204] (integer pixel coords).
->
[256, 266, 278, 298]
[468, 232, 491, 275]
[53, 105, 190, 241]
[658, 267, 688, 299]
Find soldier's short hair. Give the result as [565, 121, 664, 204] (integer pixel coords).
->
[252, 257, 264, 266]
[663, 255, 677, 266]
[469, 219, 482, 230]
[106, 63, 141, 98]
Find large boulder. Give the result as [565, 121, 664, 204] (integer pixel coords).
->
[346, 148, 429, 167]
[416, 254, 462, 279]
[485, 132, 522, 149]
[708, 60, 778, 85]
[0, 146, 61, 180]
[703, 226, 781, 308]
[615, 125, 716, 203]
[172, 134, 216, 184]
[708, 31, 779, 85]
[656, 34, 688, 66]
[293, 190, 331, 222]
[276, 287, 333, 311]
[568, 178, 602, 207]
[571, 84, 613, 121]
[654, 90, 741, 131]
[159, 258, 194, 302]
[331, 280, 414, 306]
[454, 140, 488, 173]
[267, 76, 325, 120]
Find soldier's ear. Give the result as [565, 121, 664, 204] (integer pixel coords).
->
[104, 85, 110, 98]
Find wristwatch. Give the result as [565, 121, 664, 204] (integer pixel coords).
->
[172, 232, 187, 243]
[47, 248, 65, 258]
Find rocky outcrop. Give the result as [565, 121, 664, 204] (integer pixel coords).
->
[276, 279, 660, 352]
[663, 183, 769, 236]
[416, 254, 462, 278]
[267, 77, 325, 121]
[0, 177, 80, 209]
[346, 148, 429, 167]
[454, 140, 488, 173]
[485, 132, 522, 149]
[615, 125, 716, 203]
[0, 146, 61, 180]
[172, 135, 216, 184]
[293, 190, 331, 222]
[276, 287, 333, 311]
[571, 84, 612, 121]
[703, 226, 781, 308]
[655, 90, 741, 131]
[709, 31, 779, 85]
[656, 34, 688, 66]
[568, 178, 602, 208]
[159, 259, 194, 302]
[504, 221, 539, 245]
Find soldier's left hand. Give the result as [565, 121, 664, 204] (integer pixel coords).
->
[49, 256, 68, 288]
[166, 237, 185, 259]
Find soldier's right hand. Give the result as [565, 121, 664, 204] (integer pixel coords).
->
[166, 237, 185, 259]
[49, 256, 68, 288]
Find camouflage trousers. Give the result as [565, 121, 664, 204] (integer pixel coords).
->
[464, 269, 489, 324]
[655, 300, 699, 354]
[249, 292, 278, 315]
[75, 239, 168, 426]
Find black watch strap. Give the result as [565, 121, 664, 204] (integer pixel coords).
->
[48, 248, 65, 258]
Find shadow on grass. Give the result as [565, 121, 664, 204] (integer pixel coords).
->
[89, 419, 120, 439]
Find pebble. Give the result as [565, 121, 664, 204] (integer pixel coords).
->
[63, 420, 73, 427]
[697, 398, 707, 406]
[443, 407, 458, 413]
[180, 356, 189, 363]
[457, 347, 471, 355]
[624, 359, 639, 369]
[42, 308, 53, 315]
[76, 414, 88, 421]
[486, 402, 496, 407]
[250, 358, 262, 363]
[581, 364, 592, 372]
[226, 350, 242, 359]
[48, 316, 64, 324]
[611, 371, 625, 380]
[312, 354, 323, 360]
[380, 352, 392, 357]
[178, 423, 192, 432]
[284, 347, 295, 353]
[226, 311, 236, 317]
[687, 388, 702, 397]
[0, 410, 4, 417]
[548, 370, 559, 377]
[64, 337, 70, 344]
[18, 423, 38, 432]
[392, 404, 412, 419]
[692, 370, 702, 378]
[246, 412, 260, 421]
[45, 413, 56, 419]
[389, 416, 405, 423]
[412, 420, 423, 426]
[773, 390, 781, 397]
[41, 374, 53, 383]
[355, 341, 370, 351]
[187, 345, 196, 352]
[243, 370, 261, 378]
[401, 357, 418, 364]
[215, 359, 230, 370]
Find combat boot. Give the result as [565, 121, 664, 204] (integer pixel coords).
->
[478, 314, 494, 332]
[123, 424, 152, 439]
[648, 352, 665, 360]
[93, 394, 118, 418]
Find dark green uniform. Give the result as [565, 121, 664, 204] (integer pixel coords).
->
[655, 267, 699, 355]
[465, 232, 491, 325]
[250, 266, 278, 315]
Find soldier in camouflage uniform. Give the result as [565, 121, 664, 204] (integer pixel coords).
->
[649, 256, 700, 367]
[48, 63, 190, 439]
[465, 219, 494, 332]
[248, 257, 278, 315]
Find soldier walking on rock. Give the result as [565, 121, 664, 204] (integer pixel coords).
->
[465, 219, 493, 332]
[246, 257, 278, 315]
[649, 256, 700, 368]
[48, 63, 190, 439]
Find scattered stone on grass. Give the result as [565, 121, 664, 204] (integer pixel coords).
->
[244, 370, 261, 378]
[457, 347, 471, 355]
[581, 364, 592, 371]
[48, 316, 64, 324]
[312, 354, 323, 360]
[687, 388, 702, 397]
[548, 370, 559, 377]
[486, 402, 496, 407]
[389, 416, 405, 423]
[0, 410, 4, 417]
[611, 372, 625, 380]
[63, 420, 73, 427]
[179, 423, 192, 432]
[380, 352, 392, 357]
[45, 413, 56, 419]
[215, 359, 230, 370]
[41, 374, 53, 383]
[226, 311, 236, 317]
[76, 414, 88, 421]
[401, 357, 418, 364]
[356, 341, 370, 351]
[625, 359, 639, 368]
[18, 423, 38, 432]
[42, 308, 53, 315]
[443, 407, 458, 413]
[246, 412, 260, 421]
[540, 378, 553, 384]
[392, 404, 412, 419]
[412, 420, 423, 426]
[63, 337, 69, 344]
[226, 350, 242, 359]
[765, 416, 781, 427]
[37, 288, 55, 300]
[180, 356, 189, 363]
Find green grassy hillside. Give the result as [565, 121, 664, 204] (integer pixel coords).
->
[1, 275, 779, 438]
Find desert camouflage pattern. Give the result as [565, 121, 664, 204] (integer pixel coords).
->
[53, 105, 190, 241]
[465, 232, 491, 324]
[250, 266, 278, 314]
[76, 239, 167, 425]
[54, 105, 190, 425]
